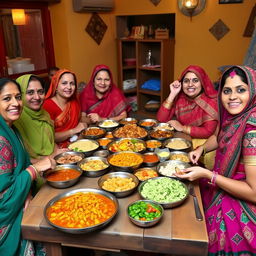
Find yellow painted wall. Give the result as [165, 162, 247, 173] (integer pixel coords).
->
[49, 0, 254, 84]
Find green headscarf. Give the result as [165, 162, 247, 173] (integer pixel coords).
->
[15, 74, 55, 159]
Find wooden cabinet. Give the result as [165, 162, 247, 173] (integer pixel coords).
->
[117, 38, 174, 117]
[116, 13, 175, 117]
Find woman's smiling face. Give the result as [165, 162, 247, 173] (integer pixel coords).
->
[221, 75, 250, 115]
[182, 72, 202, 98]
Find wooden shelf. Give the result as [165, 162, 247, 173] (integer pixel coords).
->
[123, 88, 137, 94]
[139, 89, 160, 96]
[123, 66, 136, 70]
[139, 66, 161, 72]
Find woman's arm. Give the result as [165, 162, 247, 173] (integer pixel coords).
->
[190, 120, 218, 138]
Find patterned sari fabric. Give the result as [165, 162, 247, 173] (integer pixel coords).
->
[202, 66, 256, 255]
[157, 65, 218, 139]
[43, 69, 81, 148]
[0, 113, 33, 256]
[79, 64, 131, 118]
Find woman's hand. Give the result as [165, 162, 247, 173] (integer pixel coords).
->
[174, 166, 211, 182]
[168, 80, 182, 100]
[189, 146, 204, 165]
[73, 122, 87, 134]
[88, 113, 102, 123]
[33, 156, 56, 175]
[168, 120, 183, 131]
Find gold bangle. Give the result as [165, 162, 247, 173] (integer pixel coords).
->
[183, 125, 191, 135]
[163, 100, 172, 109]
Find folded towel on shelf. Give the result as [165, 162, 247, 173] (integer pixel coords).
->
[141, 79, 160, 91]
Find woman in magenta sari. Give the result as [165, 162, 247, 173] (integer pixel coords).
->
[80, 64, 130, 124]
[176, 66, 256, 255]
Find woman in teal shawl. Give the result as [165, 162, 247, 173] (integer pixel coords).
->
[0, 78, 55, 256]
[15, 75, 55, 160]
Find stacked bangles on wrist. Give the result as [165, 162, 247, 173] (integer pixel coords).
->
[162, 100, 173, 109]
[208, 171, 218, 186]
[27, 165, 40, 180]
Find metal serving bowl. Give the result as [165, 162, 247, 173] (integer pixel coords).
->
[143, 152, 160, 167]
[112, 125, 148, 140]
[149, 129, 174, 141]
[97, 137, 113, 150]
[45, 164, 82, 189]
[104, 132, 114, 139]
[54, 151, 84, 165]
[68, 139, 99, 157]
[44, 188, 118, 234]
[107, 151, 143, 172]
[169, 151, 190, 163]
[93, 150, 110, 158]
[163, 138, 192, 153]
[119, 117, 138, 126]
[98, 119, 119, 132]
[138, 177, 189, 209]
[134, 167, 158, 182]
[127, 199, 164, 227]
[154, 122, 174, 131]
[145, 139, 162, 152]
[138, 119, 158, 130]
[78, 156, 110, 177]
[156, 160, 191, 178]
[107, 138, 146, 154]
[98, 171, 139, 198]
[82, 126, 106, 140]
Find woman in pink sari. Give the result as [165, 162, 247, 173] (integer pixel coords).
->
[80, 64, 130, 124]
[176, 66, 256, 255]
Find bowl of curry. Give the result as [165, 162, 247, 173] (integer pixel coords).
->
[45, 164, 82, 189]
[44, 188, 119, 234]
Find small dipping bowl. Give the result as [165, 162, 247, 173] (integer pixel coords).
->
[119, 117, 138, 126]
[146, 139, 162, 152]
[97, 137, 113, 149]
[143, 152, 160, 167]
[98, 171, 139, 198]
[138, 119, 158, 130]
[134, 167, 158, 182]
[98, 119, 119, 132]
[54, 151, 84, 165]
[127, 200, 164, 227]
[45, 164, 82, 189]
[78, 156, 110, 177]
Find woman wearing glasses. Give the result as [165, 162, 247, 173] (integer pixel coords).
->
[157, 65, 218, 168]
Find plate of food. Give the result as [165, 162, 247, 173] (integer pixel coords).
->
[107, 138, 146, 153]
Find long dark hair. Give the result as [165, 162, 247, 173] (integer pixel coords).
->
[0, 78, 21, 93]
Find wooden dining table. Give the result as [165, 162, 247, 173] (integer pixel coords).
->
[22, 176, 208, 256]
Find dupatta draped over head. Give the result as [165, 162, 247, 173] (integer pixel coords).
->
[209, 65, 256, 223]
[15, 74, 55, 159]
[0, 78, 32, 255]
[79, 64, 130, 117]
[174, 65, 218, 126]
[44, 69, 81, 132]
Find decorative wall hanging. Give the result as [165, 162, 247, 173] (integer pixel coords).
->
[243, 4, 256, 37]
[219, 0, 243, 3]
[150, 0, 161, 6]
[85, 13, 107, 45]
[209, 19, 230, 41]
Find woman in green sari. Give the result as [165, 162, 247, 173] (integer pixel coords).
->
[0, 78, 55, 256]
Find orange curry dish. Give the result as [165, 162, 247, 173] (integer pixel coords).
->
[46, 192, 116, 229]
[46, 169, 81, 182]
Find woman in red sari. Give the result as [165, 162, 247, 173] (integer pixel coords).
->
[80, 64, 130, 123]
[157, 65, 218, 169]
[43, 69, 87, 148]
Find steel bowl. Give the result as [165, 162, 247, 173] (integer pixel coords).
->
[163, 138, 192, 152]
[149, 129, 174, 141]
[127, 199, 164, 227]
[68, 139, 99, 156]
[78, 156, 110, 177]
[98, 171, 139, 198]
[134, 167, 158, 182]
[169, 151, 190, 163]
[104, 132, 114, 139]
[107, 151, 143, 172]
[138, 119, 158, 130]
[156, 160, 191, 178]
[98, 119, 119, 132]
[107, 138, 146, 154]
[143, 152, 160, 167]
[45, 164, 82, 189]
[138, 177, 189, 209]
[93, 150, 110, 158]
[112, 125, 148, 140]
[44, 188, 118, 234]
[119, 117, 138, 126]
[54, 151, 84, 165]
[82, 126, 106, 140]
[97, 137, 113, 149]
[154, 122, 174, 131]
[145, 139, 162, 152]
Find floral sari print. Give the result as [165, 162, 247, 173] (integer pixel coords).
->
[202, 66, 256, 255]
